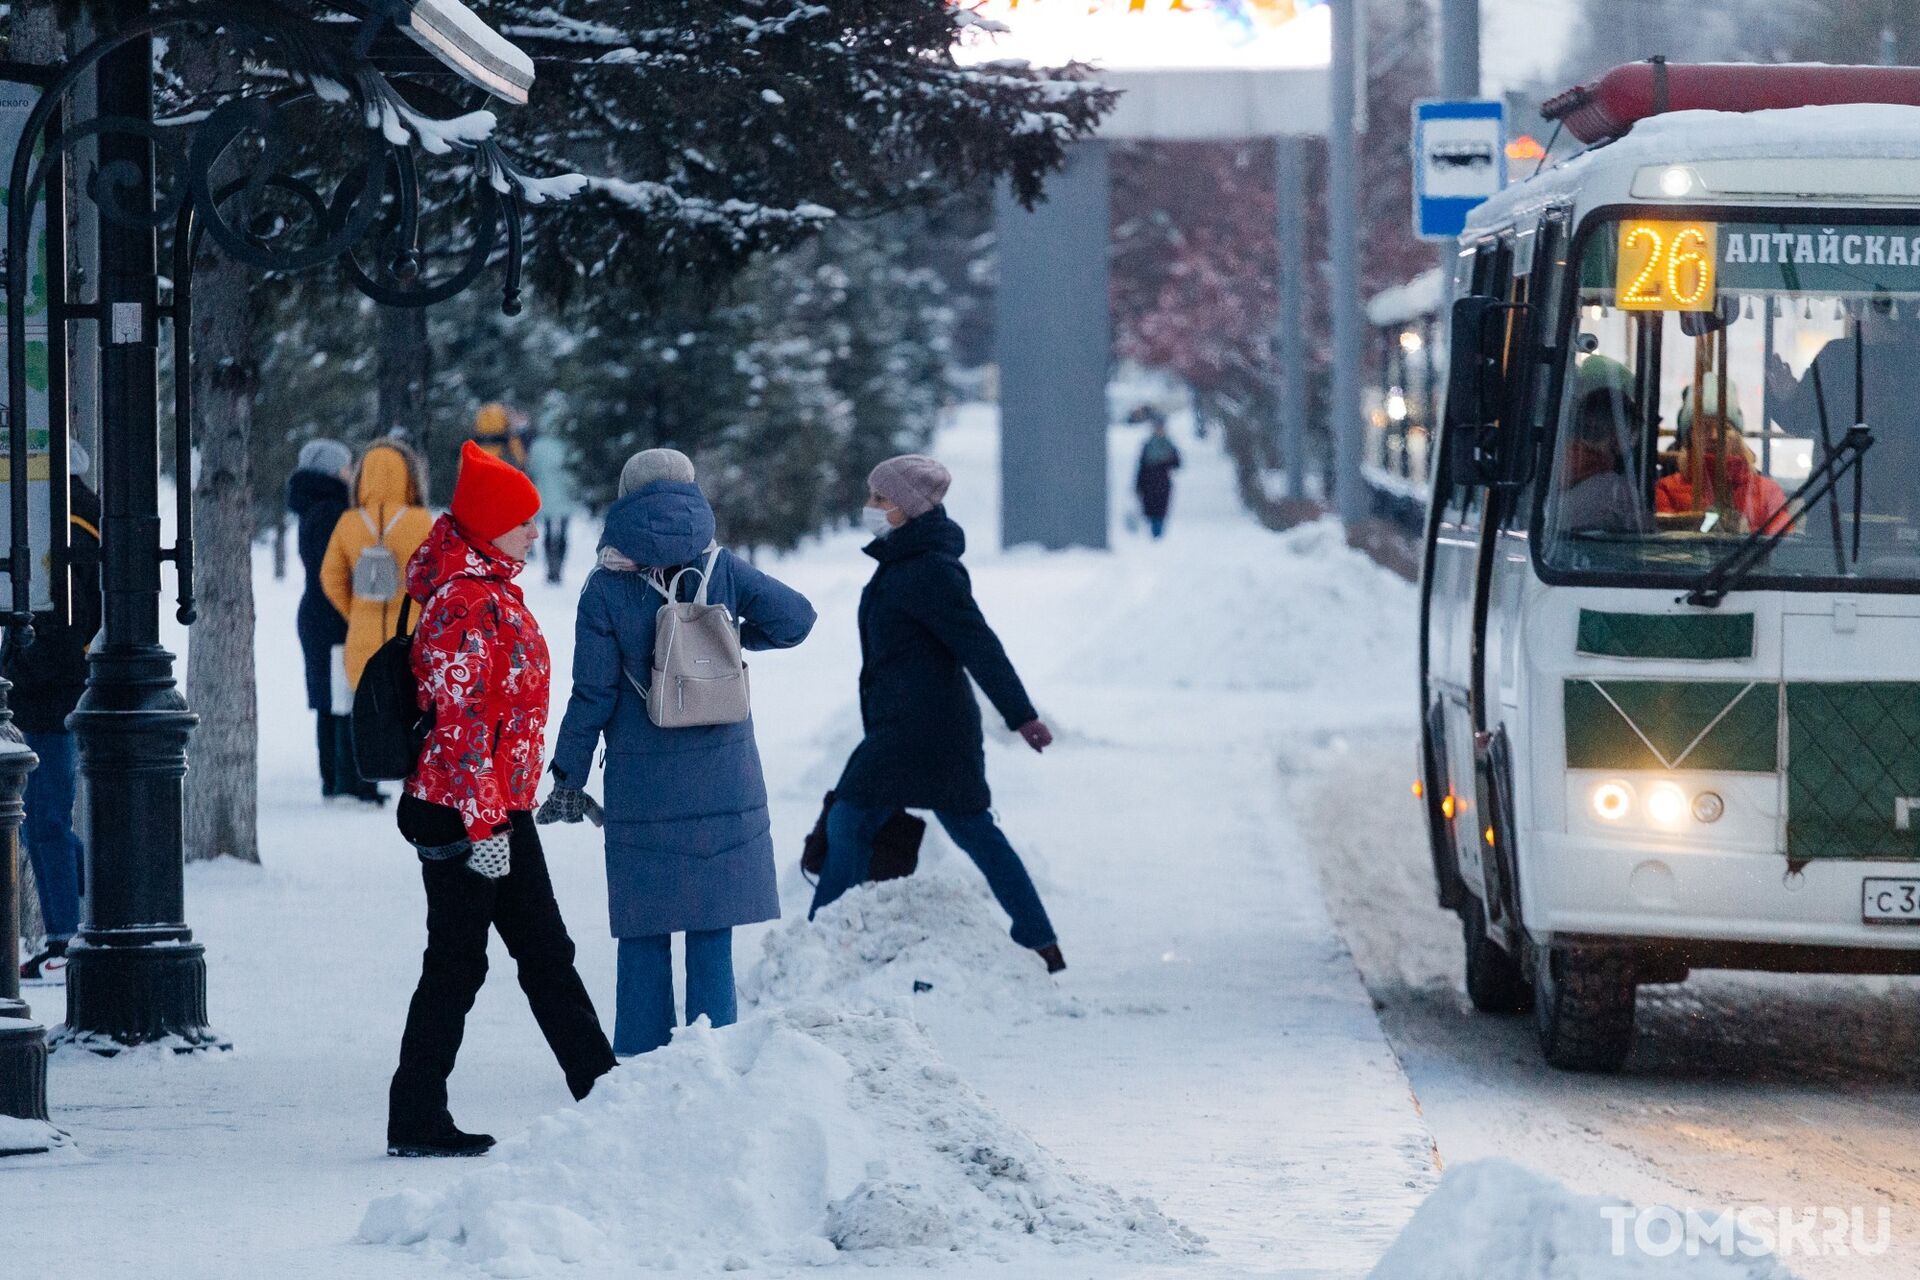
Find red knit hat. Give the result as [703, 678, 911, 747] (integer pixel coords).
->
[450, 438, 540, 543]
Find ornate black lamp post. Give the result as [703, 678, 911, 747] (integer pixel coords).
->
[0, 0, 568, 1126]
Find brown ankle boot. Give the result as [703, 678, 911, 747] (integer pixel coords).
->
[1036, 944, 1066, 975]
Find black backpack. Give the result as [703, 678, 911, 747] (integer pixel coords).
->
[351, 596, 435, 781]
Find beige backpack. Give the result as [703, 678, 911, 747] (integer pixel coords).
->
[351, 508, 407, 602]
[627, 545, 750, 728]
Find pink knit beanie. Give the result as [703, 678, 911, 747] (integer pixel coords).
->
[868, 454, 951, 520]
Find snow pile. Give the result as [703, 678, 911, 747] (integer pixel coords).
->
[744, 868, 1066, 1016]
[1370, 1161, 1796, 1280]
[1067, 518, 1413, 694]
[358, 1008, 1199, 1275]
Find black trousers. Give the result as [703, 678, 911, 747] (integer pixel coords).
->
[543, 515, 569, 585]
[333, 715, 380, 800]
[315, 712, 341, 797]
[389, 811, 615, 1131]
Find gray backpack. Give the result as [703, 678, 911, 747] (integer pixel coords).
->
[351, 509, 406, 602]
[627, 545, 750, 728]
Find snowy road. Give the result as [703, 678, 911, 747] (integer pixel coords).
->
[7, 407, 1441, 1279]
[1304, 729, 1920, 1279]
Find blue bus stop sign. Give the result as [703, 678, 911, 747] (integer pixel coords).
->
[1413, 99, 1507, 242]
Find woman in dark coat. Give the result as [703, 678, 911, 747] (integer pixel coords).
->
[806, 454, 1065, 973]
[543, 448, 816, 1057]
[286, 438, 353, 798]
[1134, 417, 1182, 539]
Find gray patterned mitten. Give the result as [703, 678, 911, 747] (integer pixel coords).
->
[536, 787, 588, 825]
[466, 832, 512, 880]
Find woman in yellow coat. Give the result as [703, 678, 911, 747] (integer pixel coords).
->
[321, 438, 435, 804]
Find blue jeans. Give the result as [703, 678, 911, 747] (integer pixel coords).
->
[614, 928, 736, 1057]
[22, 731, 84, 941]
[808, 801, 1057, 950]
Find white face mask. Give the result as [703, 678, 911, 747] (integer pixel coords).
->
[861, 506, 896, 539]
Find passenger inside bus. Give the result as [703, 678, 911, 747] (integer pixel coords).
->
[1655, 381, 1789, 535]
[1769, 298, 1920, 550]
[1558, 354, 1654, 535]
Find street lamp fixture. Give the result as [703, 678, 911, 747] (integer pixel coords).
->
[400, 0, 535, 106]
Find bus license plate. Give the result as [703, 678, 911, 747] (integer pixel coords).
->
[1863, 878, 1920, 924]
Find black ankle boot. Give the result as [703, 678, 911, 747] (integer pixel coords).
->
[387, 1110, 495, 1158]
[1036, 943, 1066, 975]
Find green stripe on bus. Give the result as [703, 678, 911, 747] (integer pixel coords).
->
[1575, 611, 1755, 660]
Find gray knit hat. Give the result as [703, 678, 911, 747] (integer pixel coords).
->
[868, 454, 951, 520]
[619, 447, 696, 497]
[297, 438, 353, 476]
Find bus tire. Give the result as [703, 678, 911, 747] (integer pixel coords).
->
[1532, 944, 1636, 1072]
[1462, 895, 1530, 1013]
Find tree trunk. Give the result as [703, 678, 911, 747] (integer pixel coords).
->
[9, 0, 60, 62]
[180, 40, 260, 864]
[378, 303, 430, 443]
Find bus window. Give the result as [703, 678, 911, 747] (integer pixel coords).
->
[1540, 215, 1920, 586]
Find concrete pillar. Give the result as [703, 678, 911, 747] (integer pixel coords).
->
[995, 141, 1110, 551]
[1275, 135, 1310, 499]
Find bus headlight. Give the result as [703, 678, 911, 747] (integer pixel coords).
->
[1692, 791, 1725, 824]
[1646, 782, 1688, 827]
[1591, 781, 1633, 822]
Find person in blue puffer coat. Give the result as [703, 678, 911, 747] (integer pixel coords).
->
[540, 448, 816, 1056]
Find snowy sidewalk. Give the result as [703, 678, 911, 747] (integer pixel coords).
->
[7, 407, 1437, 1278]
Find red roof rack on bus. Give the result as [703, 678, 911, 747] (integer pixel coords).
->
[1541, 58, 1920, 146]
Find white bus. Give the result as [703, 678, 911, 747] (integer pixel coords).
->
[1420, 62, 1920, 1071]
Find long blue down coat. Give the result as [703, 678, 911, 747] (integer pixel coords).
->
[835, 507, 1037, 816]
[550, 482, 816, 938]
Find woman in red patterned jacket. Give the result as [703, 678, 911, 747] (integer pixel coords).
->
[386, 440, 615, 1158]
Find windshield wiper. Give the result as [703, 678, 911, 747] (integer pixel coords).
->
[1682, 425, 1874, 608]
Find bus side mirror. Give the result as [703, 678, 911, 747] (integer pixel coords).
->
[1444, 295, 1529, 486]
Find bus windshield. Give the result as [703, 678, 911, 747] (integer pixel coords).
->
[1541, 215, 1920, 588]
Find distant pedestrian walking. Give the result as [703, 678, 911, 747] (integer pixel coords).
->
[321, 439, 433, 806]
[808, 454, 1064, 974]
[544, 448, 816, 1057]
[287, 438, 353, 799]
[9, 448, 100, 983]
[1134, 417, 1182, 539]
[387, 441, 615, 1157]
[524, 429, 577, 585]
